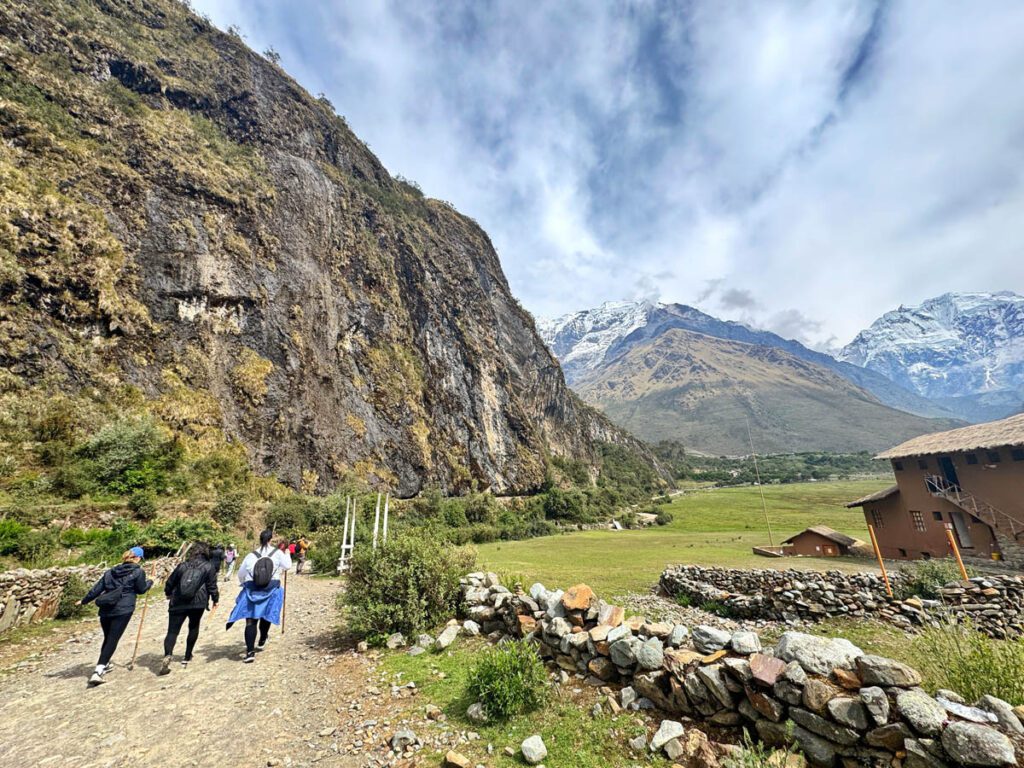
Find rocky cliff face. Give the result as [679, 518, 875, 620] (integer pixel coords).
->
[0, 0, 638, 495]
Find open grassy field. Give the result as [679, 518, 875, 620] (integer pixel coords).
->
[478, 478, 888, 597]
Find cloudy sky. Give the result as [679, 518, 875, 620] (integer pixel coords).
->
[192, 0, 1024, 349]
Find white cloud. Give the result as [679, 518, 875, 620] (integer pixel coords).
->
[191, 0, 1024, 346]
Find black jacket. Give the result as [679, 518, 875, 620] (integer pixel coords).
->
[164, 558, 219, 613]
[209, 546, 225, 571]
[82, 562, 152, 618]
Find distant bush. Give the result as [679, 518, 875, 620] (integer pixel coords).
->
[674, 593, 692, 608]
[63, 417, 182, 496]
[264, 495, 334, 534]
[654, 510, 674, 526]
[307, 525, 342, 574]
[343, 532, 474, 643]
[896, 560, 974, 600]
[128, 489, 158, 521]
[212, 489, 247, 527]
[14, 527, 59, 565]
[0, 519, 29, 555]
[466, 640, 548, 721]
[57, 575, 93, 620]
[913, 618, 1024, 705]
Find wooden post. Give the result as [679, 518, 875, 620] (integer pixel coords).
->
[867, 524, 892, 598]
[128, 564, 153, 671]
[382, 493, 390, 544]
[349, 499, 356, 558]
[280, 570, 288, 635]
[372, 492, 381, 550]
[339, 496, 351, 573]
[945, 524, 970, 580]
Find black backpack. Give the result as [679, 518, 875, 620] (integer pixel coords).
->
[176, 561, 208, 602]
[251, 550, 275, 588]
[95, 571, 125, 608]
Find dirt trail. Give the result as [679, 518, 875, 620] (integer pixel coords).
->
[0, 574, 364, 768]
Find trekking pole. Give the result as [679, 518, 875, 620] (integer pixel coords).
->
[280, 570, 288, 635]
[128, 566, 153, 671]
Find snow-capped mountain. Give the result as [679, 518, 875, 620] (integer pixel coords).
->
[839, 292, 1024, 421]
[537, 300, 655, 384]
[539, 300, 950, 419]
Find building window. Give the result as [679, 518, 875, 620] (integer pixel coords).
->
[871, 510, 883, 528]
[917, 459, 928, 470]
[1012, 448, 1024, 461]
[911, 511, 926, 532]
[987, 451, 1001, 464]
[966, 453, 979, 465]
[893, 460, 904, 471]
[932, 511, 943, 521]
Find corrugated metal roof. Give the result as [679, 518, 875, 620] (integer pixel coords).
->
[845, 484, 900, 508]
[876, 413, 1024, 459]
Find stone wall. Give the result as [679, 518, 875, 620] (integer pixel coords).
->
[659, 565, 1024, 639]
[460, 572, 1024, 768]
[0, 557, 179, 635]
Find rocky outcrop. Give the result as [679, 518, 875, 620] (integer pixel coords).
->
[0, 0, 650, 496]
[460, 572, 1024, 767]
[660, 566, 1024, 638]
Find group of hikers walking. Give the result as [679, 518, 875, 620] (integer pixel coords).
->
[77, 529, 307, 686]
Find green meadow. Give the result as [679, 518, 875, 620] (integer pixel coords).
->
[478, 478, 887, 596]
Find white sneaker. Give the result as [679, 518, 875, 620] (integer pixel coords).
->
[88, 672, 106, 686]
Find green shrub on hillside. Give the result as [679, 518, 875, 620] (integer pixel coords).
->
[14, 527, 59, 566]
[913, 618, 1024, 705]
[307, 525, 342, 574]
[896, 560, 975, 600]
[212, 489, 247, 527]
[57, 575, 93, 619]
[0, 519, 30, 555]
[655, 510, 674, 526]
[128, 489, 158, 521]
[466, 640, 548, 721]
[343, 532, 474, 642]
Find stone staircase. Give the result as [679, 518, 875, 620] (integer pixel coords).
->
[926, 476, 1024, 570]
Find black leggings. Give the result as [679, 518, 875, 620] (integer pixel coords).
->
[97, 614, 133, 667]
[164, 609, 205, 659]
[244, 618, 271, 653]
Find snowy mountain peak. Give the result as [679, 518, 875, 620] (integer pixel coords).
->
[538, 300, 657, 381]
[839, 292, 1024, 411]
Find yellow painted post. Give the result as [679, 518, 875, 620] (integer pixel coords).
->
[944, 524, 970, 580]
[867, 524, 892, 598]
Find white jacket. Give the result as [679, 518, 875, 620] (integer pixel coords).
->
[237, 545, 292, 585]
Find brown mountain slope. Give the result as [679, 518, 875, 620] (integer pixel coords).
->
[0, 0, 647, 495]
[575, 329, 964, 454]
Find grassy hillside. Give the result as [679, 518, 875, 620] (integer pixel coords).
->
[575, 329, 963, 454]
[477, 478, 885, 595]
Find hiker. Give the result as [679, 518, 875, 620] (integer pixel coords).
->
[223, 543, 238, 582]
[209, 542, 225, 575]
[295, 536, 309, 574]
[159, 542, 219, 675]
[226, 529, 292, 663]
[78, 547, 153, 686]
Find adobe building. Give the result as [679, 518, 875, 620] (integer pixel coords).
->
[847, 413, 1024, 568]
[781, 526, 859, 557]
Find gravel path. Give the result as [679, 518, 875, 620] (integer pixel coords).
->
[0, 574, 362, 768]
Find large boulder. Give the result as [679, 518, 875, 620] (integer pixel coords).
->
[774, 632, 863, 675]
[651, 720, 685, 751]
[896, 690, 947, 736]
[521, 735, 547, 765]
[692, 625, 732, 654]
[856, 655, 922, 687]
[636, 637, 665, 671]
[940, 722, 1017, 767]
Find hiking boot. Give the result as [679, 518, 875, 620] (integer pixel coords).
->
[243, 652, 255, 664]
[257, 635, 269, 649]
[158, 656, 172, 676]
[88, 672, 106, 686]
[180, 658, 190, 668]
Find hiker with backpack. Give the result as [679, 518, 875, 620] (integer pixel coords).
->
[295, 536, 309, 574]
[159, 541, 219, 675]
[77, 547, 153, 686]
[209, 543, 225, 576]
[223, 544, 238, 582]
[226, 529, 292, 663]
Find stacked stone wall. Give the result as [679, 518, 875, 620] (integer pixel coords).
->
[460, 572, 1024, 767]
[0, 556, 179, 635]
[659, 566, 1024, 638]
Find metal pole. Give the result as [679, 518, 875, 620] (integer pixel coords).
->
[382, 493, 390, 544]
[349, 498, 356, 557]
[339, 496, 351, 572]
[372, 492, 381, 550]
[867, 524, 893, 598]
[747, 418, 774, 547]
[944, 524, 970, 580]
